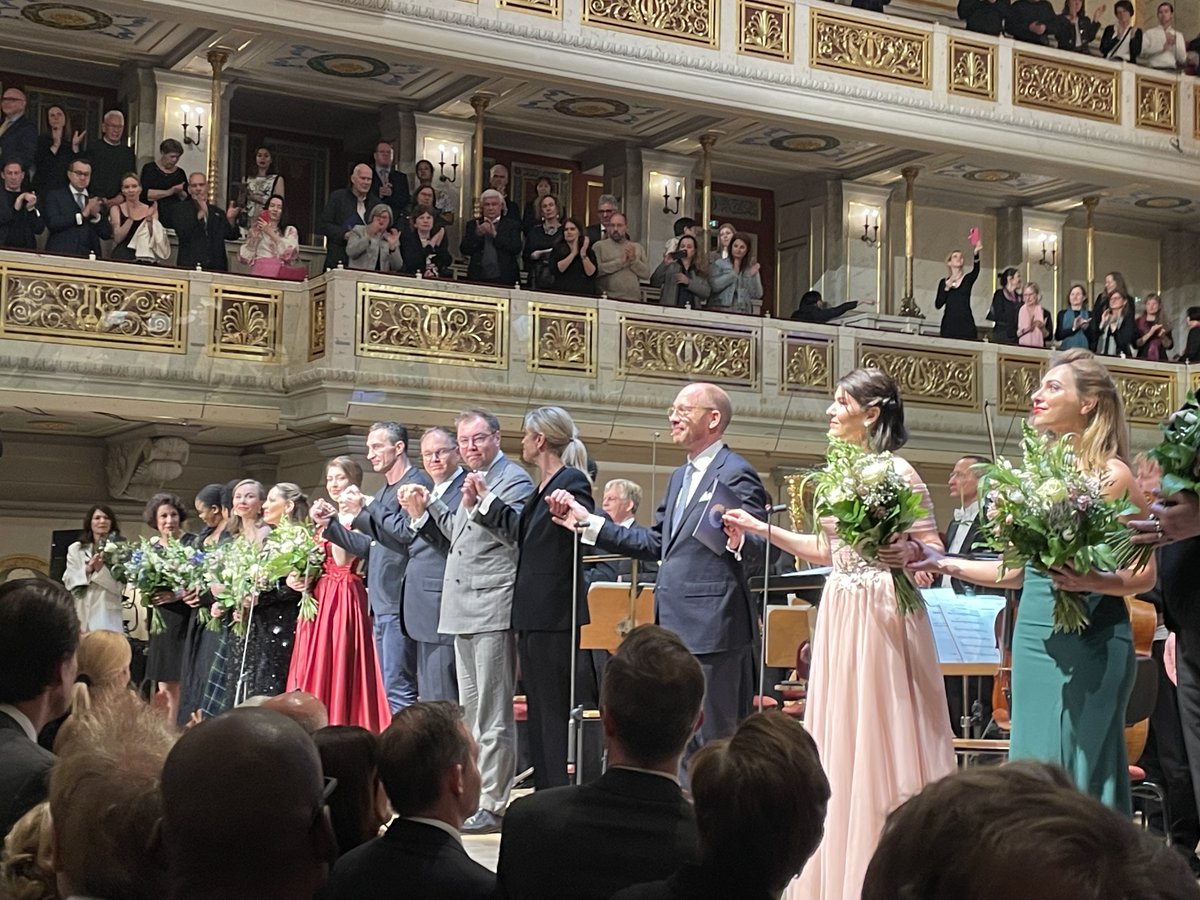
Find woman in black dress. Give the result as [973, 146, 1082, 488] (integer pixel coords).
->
[177, 483, 230, 727]
[988, 266, 1023, 344]
[144, 492, 196, 722]
[399, 204, 451, 277]
[32, 105, 81, 195]
[935, 234, 983, 340]
[139, 138, 188, 225]
[550, 217, 597, 296]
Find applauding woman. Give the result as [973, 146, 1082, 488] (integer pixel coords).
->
[62, 505, 125, 633]
[935, 232, 983, 340]
[400, 204, 452, 278]
[1090, 288, 1136, 357]
[1135, 292, 1173, 361]
[988, 267, 1022, 344]
[1055, 284, 1092, 350]
[650, 234, 711, 308]
[238, 194, 301, 278]
[709, 232, 763, 315]
[346, 203, 404, 273]
[551, 217, 597, 296]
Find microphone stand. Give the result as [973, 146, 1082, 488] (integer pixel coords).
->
[568, 522, 585, 784]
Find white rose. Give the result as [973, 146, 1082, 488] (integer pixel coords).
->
[859, 459, 892, 487]
[1040, 479, 1067, 503]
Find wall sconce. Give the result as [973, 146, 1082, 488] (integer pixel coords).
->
[1038, 232, 1057, 268]
[662, 178, 681, 215]
[180, 103, 204, 148]
[437, 143, 458, 183]
[861, 209, 880, 246]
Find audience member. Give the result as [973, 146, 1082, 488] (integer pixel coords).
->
[42, 628, 135, 754]
[1135, 292, 1173, 361]
[1056, 0, 1103, 51]
[173, 172, 239, 271]
[1055, 284, 1092, 350]
[663, 216, 697, 255]
[0, 88, 38, 172]
[0, 579, 79, 837]
[319, 164, 380, 270]
[31, 105, 80, 196]
[1007, 0, 1057, 43]
[1142, 1, 1186, 69]
[262, 690, 329, 733]
[1016, 281, 1050, 348]
[88, 110, 136, 209]
[238, 194, 301, 278]
[650, 234, 710, 307]
[313, 725, 389, 858]
[323, 702, 494, 900]
[138, 139, 188, 225]
[1177, 306, 1200, 362]
[959, 0, 1008, 36]
[413, 160, 455, 226]
[497, 625, 703, 900]
[551, 216, 597, 295]
[368, 140, 411, 225]
[521, 175, 554, 233]
[346, 202, 404, 272]
[49, 695, 176, 900]
[242, 145, 284, 228]
[0, 801, 55, 900]
[524, 193, 562, 289]
[708, 231, 762, 314]
[0, 160, 43, 250]
[987, 266, 1022, 344]
[615, 711, 831, 900]
[593, 212, 650, 301]
[108, 173, 161, 263]
[158, 708, 337, 900]
[460, 189, 523, 286]
[710, 222, 735, 264]
[936, 233, 984, 340]
[488, 164, 521, 225]
[861, 762, 1198, 900]
[399, 204, 452, 278]
[586, 193, 619, 245]
[44, 159, 111, 257]
[1091, 288, 1136, 357]
[790, 289, 857, 323]
[1101, 0, 1142, 61]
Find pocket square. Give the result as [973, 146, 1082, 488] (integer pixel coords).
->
[697, 491, 713, 503]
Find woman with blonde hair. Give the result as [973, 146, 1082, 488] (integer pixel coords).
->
[473, 405, 595, 789]
[910, 348, 1156, 811]
[935, 230, 984, 340]
[1017, 281, 1051, 348]
[0, 802, 56, 900]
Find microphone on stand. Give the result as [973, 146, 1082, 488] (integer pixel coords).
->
[765, 504, 790, 516]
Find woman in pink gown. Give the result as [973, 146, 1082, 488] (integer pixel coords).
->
[288, 455, 391, 732]
[724, 368, 954, 900]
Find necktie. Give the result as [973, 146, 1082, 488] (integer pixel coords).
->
[670, 463, 695, 539]
[75, 191, 86, 211]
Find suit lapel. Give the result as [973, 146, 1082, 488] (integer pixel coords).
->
[663, 447, 731, 557]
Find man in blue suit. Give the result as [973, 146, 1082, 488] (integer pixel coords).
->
[44, 159, 111, 257]
[548, 382, 767, 752]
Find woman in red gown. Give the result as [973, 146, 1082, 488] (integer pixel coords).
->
[288, 455, 391, 731]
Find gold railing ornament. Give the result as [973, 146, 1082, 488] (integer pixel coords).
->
[357, 282, 507, 368]
[618, 315, 757, 387]
[583, 0, 719, 48]
[810, 8, 931, 88]
[210, 285, 282, 361]
[528, 302, 596, 376]
[309, 283, 327, 361]
[738, 0, 793, 62]
[948, 38, 996, 100]
[1013, 51, 1118, 122]
[781, 334, 833, 395]
[498, 0, 562, 16]
[1135, 75, 1177, 133]
[859, 341, 980, 409]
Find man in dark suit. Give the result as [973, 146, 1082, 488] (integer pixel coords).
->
[0, 160, 43, 249]
[44, 158, 111, 257]
[0, 88, 38, 173]
[496, 625, 702, 900]
[318, 163, 379, 270]
[584, 193, 619, 245]
[550, 382, 768, 754]
[324, 701, 495, 900]
[173, 172, 240, 271]
[316, 421, 431, 712]
[460, 189, 523, 286]
[369, 140, 411, 225]
[0, 578, 80, 836]
[88, 110, 137, 208]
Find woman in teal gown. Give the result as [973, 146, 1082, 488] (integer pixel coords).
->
[908, 348, 1156, 812]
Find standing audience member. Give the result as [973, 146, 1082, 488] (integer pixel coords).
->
[710, 222, 736, 265]
[0, 160, 43, 249]
[615, 712, 831, 900]
[498, 625, 704, 900]
[1007, 0, 1057, 42]
[400, 203, 452, 277]
[586, 193, 619, 245]
[61, 504, 124, 633]
[413, 160, 455, 226]
[1056, 0, 1104, 51]
[663, 217, 697, 255]
[158, 708, 337, 900]
[1055, 284, 1093, 350]
[461, 189, 523, 286]
[319, 164, 379, 270]
[323, 702, 495, 900]
[860, 762, 1198, 900]
[242, 146, 285, 229]
[0, 88, 38, 172]
[346, 203, 404, 273]
[1142, 1, 1186, 69]
[935, 233, 983, 341]
[237, 194, 301, 278]
[108, 173, 160, 263]
[521, 176, 554, 233]
[44, 159, 111, 257]
[1178, 306, 1200, 362]
[31, 105, 81, 196]
[1101, 0, 1142, 61]
[959, 0, 1008, 36]
[650, 234, 711, 308]
[88, 110, 136, 209]
[138, 139, 188, 225]
[988, 266, 1022, 344]
[593, 212, 650, 301]
[1017, 281, 1051, 348]
[313, 726, 389, 858]
[369, 140, 411, 225]
[708, 232, 763, 314]
[1091, 289, 1136, 357]
[173, 172, 239, 271]
[0, 579, 79, 837]
[1135, 292, 1174, 361]
[523, 193, 562, 289]
[1093, 271, 1128, 318]
[551, 217, 597, 296]
[488, 164, 520, 225]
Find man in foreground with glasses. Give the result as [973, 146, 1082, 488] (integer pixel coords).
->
[548, 382, 768, 758]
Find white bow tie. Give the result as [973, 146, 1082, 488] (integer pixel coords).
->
[953, 508, 974, 524]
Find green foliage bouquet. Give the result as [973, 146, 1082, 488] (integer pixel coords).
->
[977, 423, 1142, 633]
[201, 538, 271, 635]
[104, 537, 205, 633]
[262, 519, 325, 621]
[1148, 390, 1200, 496]
[807, 437, 929, 615]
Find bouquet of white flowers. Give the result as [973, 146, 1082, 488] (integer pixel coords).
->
[262, 519, 325, 620]
[104, 536, 205, 633]
[201, 538, 271, 635]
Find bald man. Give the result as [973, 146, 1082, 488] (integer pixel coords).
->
[550, 382, 768, 757]
[319, 163, 380, 270]
[262, 690, 329, 733]
[159, 709, 337, 899]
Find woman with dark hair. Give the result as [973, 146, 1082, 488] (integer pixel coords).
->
[987, 266, 1022, 344]
[237, 194, 301, 278]
[550, 216, 597, 296]
[1055, 284, 1092, 350]
[1056, 0, 1103, 51]
[723, 369, 953, 900]
[521, 176, 554, 233]
[139, 138, 188, 224]
[242, 145, 284, 229]
[650, 234, 711, 308]
[1090, 289, 1136, 357]
[1135, 292, 1173, 361]
[143, 492, 197, 720]
[32, 104, 81, 195]
[708, 232, 763, 314]
[62, 504, 125, 633]
[1100, 0, 1141, 61]
[313, 725, 389, 856]
[399, 204, 452, 278]
[524, 194, 562, 290]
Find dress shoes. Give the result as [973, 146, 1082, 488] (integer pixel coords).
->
[461, 809, 503, 835]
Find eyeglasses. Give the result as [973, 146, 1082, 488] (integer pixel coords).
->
[667, 405, 713, 418]
[599, 208, 615, 216]
[422, 447, 455, 460]
[457, 431, 496, 448]
[1, 96, 22, 103]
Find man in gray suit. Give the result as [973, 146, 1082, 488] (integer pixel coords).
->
[400, 408, 533, 834]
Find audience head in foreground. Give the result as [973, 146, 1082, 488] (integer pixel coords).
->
[159, 708, 336, 900]
[861, 761, 1199, 900]
[313, 725, 389, 857]
[262, 689, 329, 733]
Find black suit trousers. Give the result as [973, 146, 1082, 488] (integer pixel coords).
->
[519, 630, 573, 791]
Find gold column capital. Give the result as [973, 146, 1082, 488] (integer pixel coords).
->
[206, 47, 232, 72]
[698, 131, 721, 151]
[470, 92, 496, 114]
[900, 165, 920, 184]
[1082, 195, 1100, 211]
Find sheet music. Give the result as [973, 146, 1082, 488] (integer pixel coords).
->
[921, 588, 1007, 666]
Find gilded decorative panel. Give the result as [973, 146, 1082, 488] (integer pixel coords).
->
[528, 302, 596, 376]
[1136, 75, 1176, 133]
[948, 38, 995, 101]
[1107, 365, 1175, 426]
[781, 334, 833, 395]
[618, 316, 757, 387]
[1013, 51, 1118, 123]
[309, 284, 327, 361]
[0, 262, 186, 352]
[1191, 370, 1200, 395]
[357, 283, 507, 368]
[998, 355, 1041, 417]
[210, 285, 282, 361]
[583, 0, 718, 50]
[809, 8, 931, 89]
[857, 342, 979, 410]
[498, 0, 561, 18]
[738, 0, 793, 63]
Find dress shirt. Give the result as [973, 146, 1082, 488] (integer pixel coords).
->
[939, 500, 979, 589]
[404, 816, 463, 844]
[1142, 24, 1186, 69]
[0, 704, 35, 741]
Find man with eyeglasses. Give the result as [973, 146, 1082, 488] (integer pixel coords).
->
[397, 407, 533, 835]
[0, 88, 37, 173]
[44, 159, 111, 257]
[586, 193, 619, 245]
[548, 382, 768, 760]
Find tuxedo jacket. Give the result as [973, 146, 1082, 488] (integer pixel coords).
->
[369, 168, 412, 225]
[323, 818, 495, 900]
[44, 186, 112, 257]
[478, 465, 595, 632]
[496, 767, 700, 900]
[944, 512, 984, 595]
[0, 711, 54, 837]
[172, 202, 236, 271]
[592, 445, 767, 655]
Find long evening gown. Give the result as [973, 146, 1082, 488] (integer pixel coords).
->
[222, 578, 300, 703]
[1009, 567, 1133, 812]
[146, 532, 199, 685]
[791, 459, 955, 900]
[286, 539, 391, 732]
[178, 528, 229, 726]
